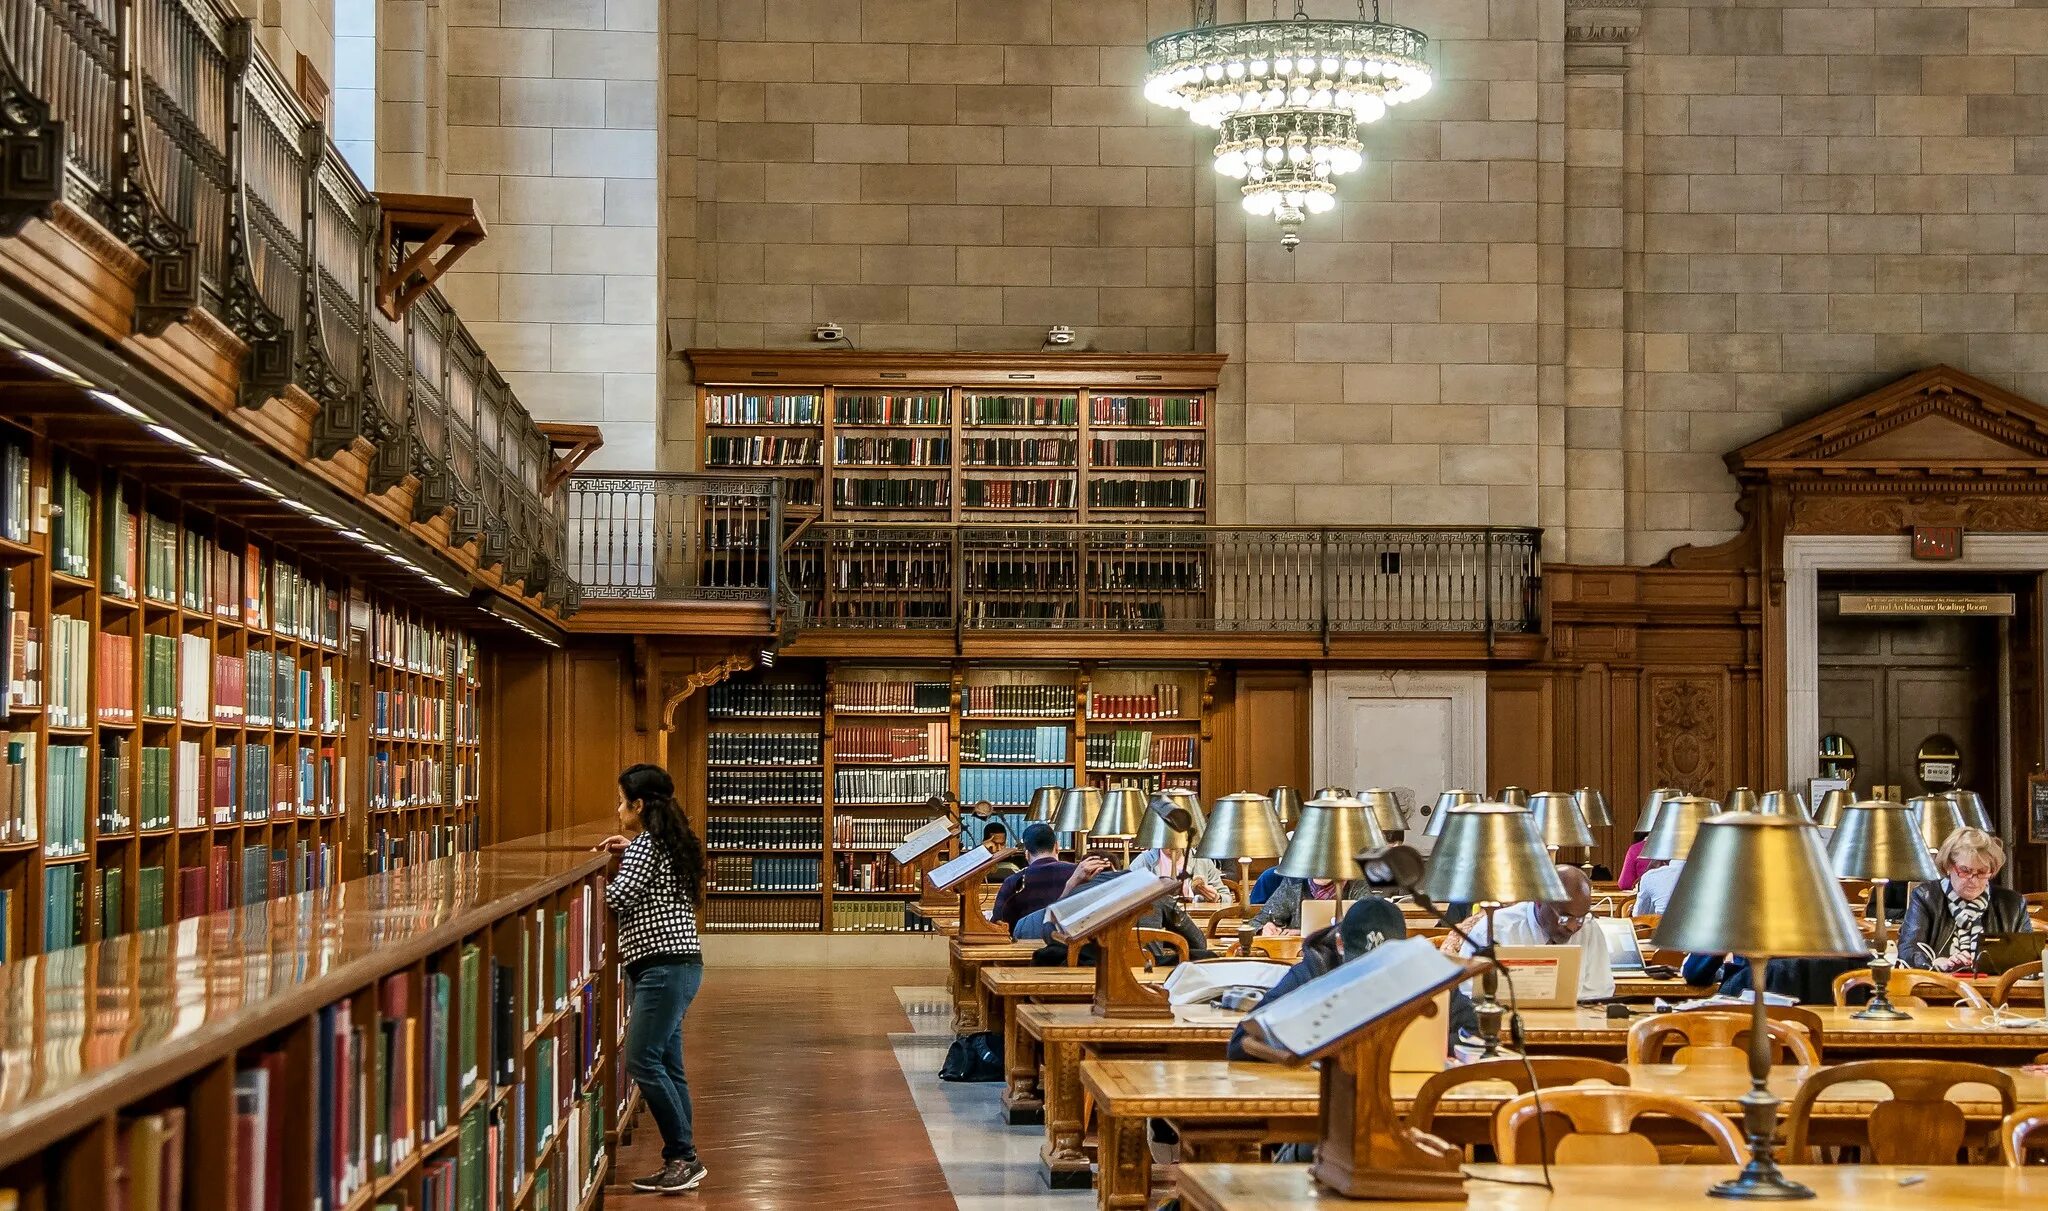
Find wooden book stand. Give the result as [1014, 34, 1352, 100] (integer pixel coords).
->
[957, 885, 1010, 945]
[1045, 872, 1179, 1019]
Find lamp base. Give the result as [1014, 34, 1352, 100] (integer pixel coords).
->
[1709, 1165, 1814, 1201]
[1850, 1003, 1912, 1022]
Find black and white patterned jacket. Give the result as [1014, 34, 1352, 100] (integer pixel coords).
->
[606, 831, 703, 974]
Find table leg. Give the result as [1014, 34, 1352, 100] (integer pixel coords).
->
[1001, 996, 1043, 1124]
[1039, 1039, 1092, 1188]
[1096, 1107, 1151, 1211]
[950, 952, 981, 1033]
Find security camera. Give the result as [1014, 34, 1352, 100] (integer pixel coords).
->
[813, 322, 844, 342]
[1046, 325, 1075, 346]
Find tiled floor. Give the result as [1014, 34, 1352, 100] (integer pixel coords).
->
[607, 968, 1089, 1210]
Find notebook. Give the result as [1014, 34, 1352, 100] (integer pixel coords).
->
[1491, 944, 1585, 1008]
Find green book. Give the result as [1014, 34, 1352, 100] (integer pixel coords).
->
[98, 866, 122, 938]
[458, 944, 480, 1093]
[457, 1101, 486, 1211]
[138, 865, 165, 930]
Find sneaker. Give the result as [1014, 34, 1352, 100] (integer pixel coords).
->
[632, 1159, 707, 1194]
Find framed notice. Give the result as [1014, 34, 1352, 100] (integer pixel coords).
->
[2028, 774, 2048, 844]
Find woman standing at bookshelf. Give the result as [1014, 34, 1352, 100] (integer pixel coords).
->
[603, 763, 708, 1193]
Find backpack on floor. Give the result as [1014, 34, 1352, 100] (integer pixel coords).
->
[939, 1030, 1004, 1082]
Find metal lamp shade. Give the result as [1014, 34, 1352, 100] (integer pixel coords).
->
[1814, 788, 1856, 829]
[1423, 789, 1484, 838]
[1725, 786, 1759, 814]
[1136, 789, 1204, 850]
[1572, 788, 1613, 828]
[1635, 787, 1682, 835]
[1422, 804, 1568, 906]
[1149, 787, 1204, 834]
[1529, 791, 1595, 850]
[1027, 785, 1066, 823]
[1355, 788, 1406, 834]
[1090, 786, 1150, 840]
[1496, 785, 1531, 808]
[1639, 795, 1722, 861]
[1276, 795, 1387, 880]
[1907, 794, 1969, 853]
[1756, 790, 1811, 821]
[1049, 787, 1102, 837]
[1829, 801, 1940, 883]
[1947, 789, 1994, 833]
[1267, 786, 1304, 829]
[1651, 815, 1867, 958]
[1194, 793, 1286, 863]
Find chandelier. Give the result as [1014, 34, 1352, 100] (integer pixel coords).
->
[1145, 1, 1433, 247]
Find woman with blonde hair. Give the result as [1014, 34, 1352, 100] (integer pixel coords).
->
[1897, 827, 2032, 972]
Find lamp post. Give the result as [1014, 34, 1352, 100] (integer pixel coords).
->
[1420, 802, 1563, 1059]
[1827, 800, 1939, 1021]
[1651, 814, 1866, 1200]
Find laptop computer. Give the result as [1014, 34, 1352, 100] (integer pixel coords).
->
[1297, 897, 1353, 936]
[1974, 934, 2044, 976]
[1491, 944, 1584, 1008]
[1595, 917, 1647, 973]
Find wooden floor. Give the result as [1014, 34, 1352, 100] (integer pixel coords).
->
[608, 967, 958, 1209]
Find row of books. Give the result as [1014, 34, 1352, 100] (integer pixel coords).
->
[367, 824, 467, 874]
[1089, 684, 1188, 720]
[1090, 437, 1206, 467]
[962, 478, 1076, 509]
[831, 899, 925, 933]
[827, 562, 949, 590]
[140, 633, 213, 722]
[830, 815, 923, 849]
[50, 456, 94, 579]
[370, 606, 449, 675]
[46, 613, 93, 728]
[705, 682, 822, 719]
[43, 744, 88, 856]
[371, 752, 445, 810]
[962, 683, 1076, 717]
[959, 724, 1068, 763]
[832, 721, 947, 763]
[962, 437, 1076, 467]
[0, 430, 26, 544]
[831, 436, 950, 466]
[832, 766, 948, 805]
[706, 435, 820, 467]
[834, 393, 946, 425]
[706, 731, 820, 766]
[960, 766, 1073, 806]
[1084, 770, 1200, 794]
[830, 679, 948, 713]
[710, 856, 821, 892]
[214, 650, 343, 731]
[701, 898, 822, 931]
[1090, 477, 1204, 509]
[706, 769, 822, 806]
[961, 394, 1077, 426]
[136, 516, 345, 643]
[1084, 730, 1200, 770]
[373, 687, 445, 741]
[833, 855, 915, 892]
[963, 564, 1079, 592]
[1091, 394, 1205, 427]
[830, 476, 948, 509]
[706, 815, 823, 850]
[703, 390, 820, 425]
[5, 581, 37, 712]
[455, 680, 481, 745]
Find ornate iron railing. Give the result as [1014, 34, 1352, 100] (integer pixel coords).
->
[565, 474, 1541, 642]
[0, 0, 573, 613]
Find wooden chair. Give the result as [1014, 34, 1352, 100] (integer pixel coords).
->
[1625, 1010, 1820, 1069]
[1994, 961, 2042, 1007]
[1831, 967, 1990, 1009]
[1409, 1057, 1630, 1144]
[2021, 892, 2048, 911]
[1784, 1059, 2017, 1165]
[1137, 927, 1189, 965]
[1494, 1088, 1743, 1165]
[1999, 1104, 2048, 1166]
[1631, 912, 1662, 933]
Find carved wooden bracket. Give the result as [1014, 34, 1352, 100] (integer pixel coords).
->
[373, 191, 487, 320]
[537, 422, 605, 494]
[660, 650, 757, 735]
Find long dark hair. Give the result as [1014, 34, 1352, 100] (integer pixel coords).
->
[620, 763, 705, 907]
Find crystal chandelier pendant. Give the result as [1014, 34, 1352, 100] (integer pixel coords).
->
[1145, 0, 1432, 247]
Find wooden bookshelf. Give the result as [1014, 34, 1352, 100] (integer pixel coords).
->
[0, 420, 500, 960]
[687, 350, 1224, 525]
[686, 659, 1211, 933]
[0, 827, 619, 1211]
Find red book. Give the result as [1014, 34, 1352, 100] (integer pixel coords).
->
[177, 866, 206, 917]
[243, 543, 262, 628]
[208, 843, 230, 911]
[260, 1052, 288, 1211]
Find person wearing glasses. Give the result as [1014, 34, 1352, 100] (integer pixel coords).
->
[1454, 864, 1615, 999]
[1898, 828, 2032, 972]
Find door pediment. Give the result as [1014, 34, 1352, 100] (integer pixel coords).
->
[1728, 365, 2048, 479]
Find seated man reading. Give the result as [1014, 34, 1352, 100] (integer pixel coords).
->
[1455, 864, 1615, 1001]
[990, 823, 1074, 934]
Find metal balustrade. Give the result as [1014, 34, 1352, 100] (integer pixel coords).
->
[0, 0, 572, 612]
[566, 473, 1540, 641]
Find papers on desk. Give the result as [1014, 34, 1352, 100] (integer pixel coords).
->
[1656, 991, 1796, 1013]
[890, 816, 956, 865]
[1162, 960, 1290, 1007]
[1240, 936, 1467, 1059]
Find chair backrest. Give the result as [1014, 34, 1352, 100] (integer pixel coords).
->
[1136, 927, 1189, 965]
[1785, 1059, 2018, 1165]
[1494, 1087, 1743, 1165]
[2000, 1104, 2048, 1166]
[1831, 967, 1990, 1009]
[1625, 1010, 1820, 1069]
[1632, 913, 1661, 933]
[2021, 892, 2048, 909]
[1994, 961, 2044, 1008]
[1408, 1057, 1631, 1135]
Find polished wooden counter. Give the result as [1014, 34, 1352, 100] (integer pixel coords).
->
[0, 824, 613, 1169]
[1177, 1164, 2048, 1210]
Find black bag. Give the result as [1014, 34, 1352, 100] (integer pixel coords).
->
[939, 1031, 1004, 1082]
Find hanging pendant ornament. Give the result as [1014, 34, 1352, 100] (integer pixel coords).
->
[1145, 0, 1432, 247]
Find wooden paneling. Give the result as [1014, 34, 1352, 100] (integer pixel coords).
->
[566, 646, 637, 830]
[1222, 668, 1311, 796]
[1487, 672, 1554, 793]
[485, 641, 641, 840]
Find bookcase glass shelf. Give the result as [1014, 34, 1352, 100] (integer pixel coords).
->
[686, 660, 1210, 932]
[0, 419, 496, 961]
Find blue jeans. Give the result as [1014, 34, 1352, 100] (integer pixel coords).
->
[1013, 907, 1051, 941]
[626, 960, 703, 1161]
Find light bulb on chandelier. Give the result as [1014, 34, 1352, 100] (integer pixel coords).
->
[1145, 0, 1432, 247]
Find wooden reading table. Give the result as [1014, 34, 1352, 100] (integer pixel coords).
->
[1178, 1164, 2048, 1210]
[1083, 1060, 2046, 1211]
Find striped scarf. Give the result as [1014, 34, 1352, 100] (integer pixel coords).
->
[1944, 879, 1989, 962]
